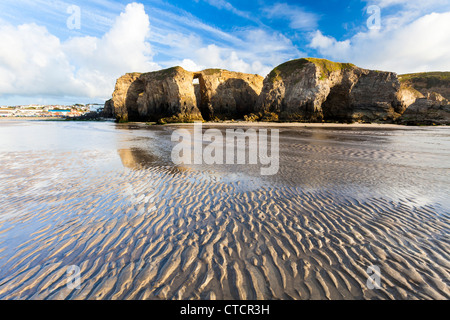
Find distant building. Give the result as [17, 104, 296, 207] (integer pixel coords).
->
[48, 110, 71, 116]
[0, 110, 15, 117]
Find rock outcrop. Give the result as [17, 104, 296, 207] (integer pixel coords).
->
[256, 58, 405, 122]
[106, 67, 263, 123]
[399, 72, 450, 100]
[399, 92, 450, 125]
[102, 99, 114, 118]
[105, 59, 449, 125]
[196, 69, 263, 120]
[108, 68, 202, 123]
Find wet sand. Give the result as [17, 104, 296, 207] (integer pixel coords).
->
[0, 121, 449, 300]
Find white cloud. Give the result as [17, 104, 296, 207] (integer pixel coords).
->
[173, 29, 301, 76]
[197, 0, 254, 21]
[263, 3, 319, 30]
[309, 11, 450, 74]
[0, 1, 303, 103]
[0, 2, 159, 100]
[364, 0, 449, 9]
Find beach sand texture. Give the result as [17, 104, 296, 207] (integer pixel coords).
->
[0, 121, 449, 300]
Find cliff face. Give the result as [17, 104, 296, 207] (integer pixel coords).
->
[109, 68, 202, 123]
[107, 67, 263, 123]
[399, 72, 450, 100]
[399, 92, 450, 125]
[105, 59, 449, 125]
[197, 69, 264, 120]
[111, 72, 143, 122]
[135, 67, 202, 122]
[102, 99, 114, 118]
[257, 58, 404, 122]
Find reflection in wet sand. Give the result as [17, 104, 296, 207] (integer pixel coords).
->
[0, 122, 449, 300]
[118, 148, 159, 170]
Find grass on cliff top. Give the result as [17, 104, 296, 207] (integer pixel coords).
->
[153, 66, 185, 80]
[399, 72, 450, 88]
[202, 69, 224, 76]
[125, 72, 143, 78]
[267, 58, 356, 83]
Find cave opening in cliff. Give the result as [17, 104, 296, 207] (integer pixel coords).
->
[321, 85, 353, 123]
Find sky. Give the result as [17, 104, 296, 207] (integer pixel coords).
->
[0, 0, 449, 105]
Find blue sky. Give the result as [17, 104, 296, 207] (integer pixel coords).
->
[0, 0, 449, 105]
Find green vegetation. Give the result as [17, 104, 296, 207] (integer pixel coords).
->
[267, 58, 355, 83]
[243, 112, 279, 122]
[305, 58, 355, 80]
[153, 67, 183, 80]
[399, 72, 450, 89]
[201, 69, 223, 76]
[126, 72, 143, 78]
[157, 114, 203, 124]
[243, 113, 261, 122]
[267, 59, 310, 83]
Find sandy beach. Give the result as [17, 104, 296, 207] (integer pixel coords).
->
[0, 121, 449, 300]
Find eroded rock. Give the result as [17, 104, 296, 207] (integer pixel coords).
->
[196, 69, 264, 120]
[399, 92, 450, 125]
[107, 67, 263, 123]
[105, 60, 449, 125]
[257, 58, 404, 122]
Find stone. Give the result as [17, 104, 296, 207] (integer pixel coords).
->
[109, 68, 202, 123]
[257, 58, 405, 123]
[105, 59, 450, 125]
[106, 67, 263, 123]
[196, 69, 264, 120]
[399, 93, 450, 125]
[399, 72, 450, 100]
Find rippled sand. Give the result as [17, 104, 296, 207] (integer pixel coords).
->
[0, 121, 449, 300]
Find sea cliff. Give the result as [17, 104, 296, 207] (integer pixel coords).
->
[104, 59, 450, 125]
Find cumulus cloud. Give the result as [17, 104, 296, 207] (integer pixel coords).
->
[0, 2, 159, 100]
[174, 29, 301, 76]
[0, 1, 302, 103]
[309, 11, 450, 74]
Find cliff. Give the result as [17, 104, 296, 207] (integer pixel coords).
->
[197, 69, 263, 120]
[108, 68, 202, 123]
[257, 58, 404, 123]
[107, 67, 263, 123]
[105, 59, 449, 125]
[399, 92, 450, 125]
[399, 72, 450, 100]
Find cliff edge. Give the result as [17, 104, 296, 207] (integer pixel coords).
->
[104, 59, 450, 125]
[256, 58, 405, 123]
[106, 67, 263, 123]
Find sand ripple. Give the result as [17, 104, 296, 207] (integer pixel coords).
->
[0, 125, 449, 300]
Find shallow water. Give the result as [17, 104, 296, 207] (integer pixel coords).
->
[0, 120, 449, 300]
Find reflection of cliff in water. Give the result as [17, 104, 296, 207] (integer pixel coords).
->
[117, 148, 192, 174]
[118, 148, 160, 169]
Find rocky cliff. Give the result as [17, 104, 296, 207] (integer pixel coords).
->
[108, 68, 202, 123]
[256, 58, 405, 122]
[399, 92, 450, 125]
[105, 59, 449, 125]
[399, 72, 450, 100]
[196, 69, 263, 120]
[107, 67, 263, 123]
